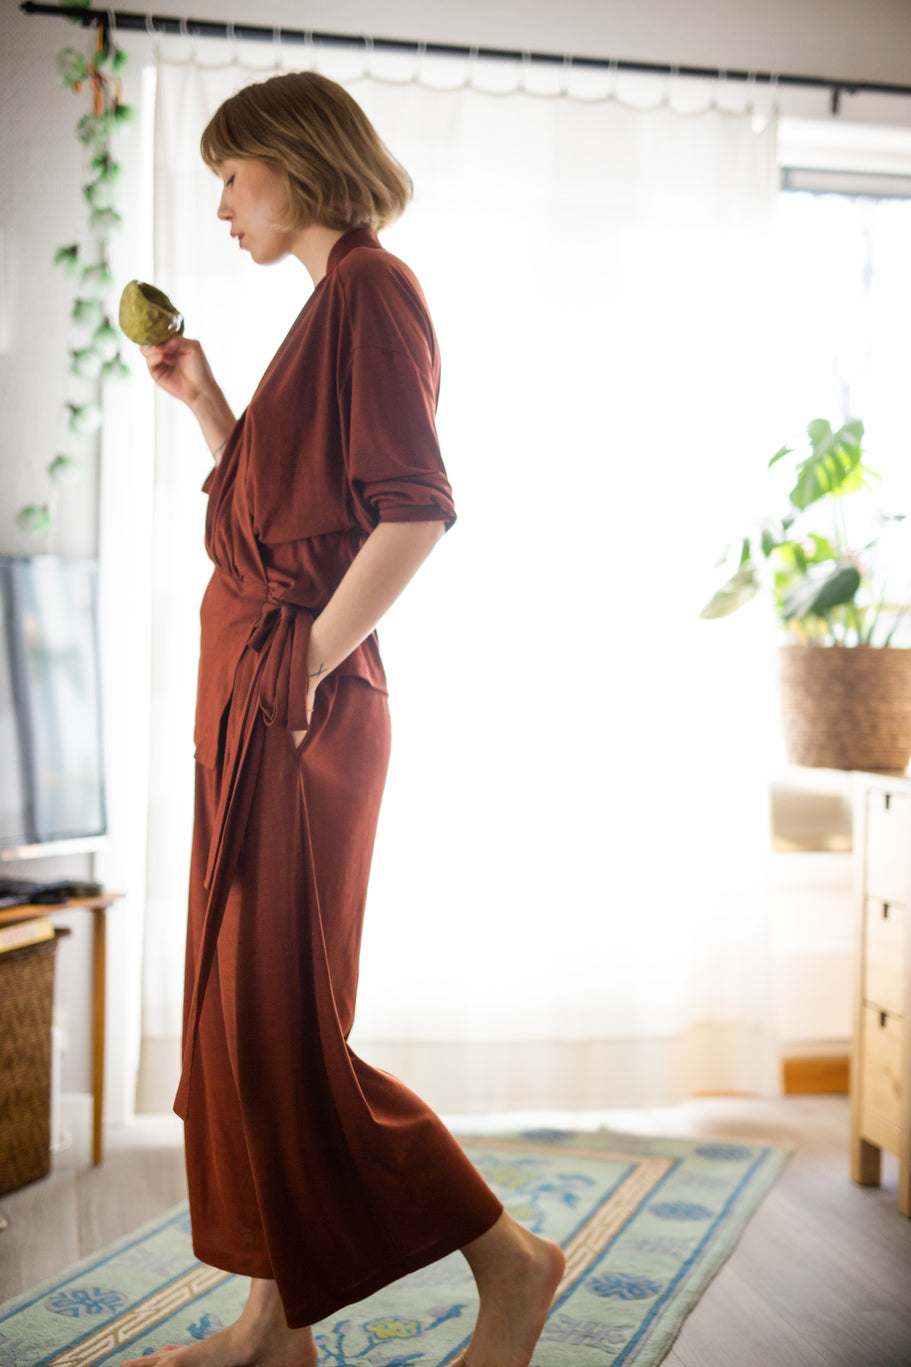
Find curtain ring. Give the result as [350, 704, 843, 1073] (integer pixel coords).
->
[179, 16, 197, 63]
[226, 20, 239, 65]
[768, 71, 781, 114]
[559, 54, 572, 97]
[663, 64, 679, 108]
[145, 11, 160, 58]
[712, 67, 727, 110]
[302, 30, 315, 70]
[272, 28, 282, 70]
[744, 70, 756, 114]
[362, 34, 373, 78]
[607, 58, 619, 100]
[465, 45, 479, 90]
[517, 50, 531, 94]
[412, 40, 426, 84]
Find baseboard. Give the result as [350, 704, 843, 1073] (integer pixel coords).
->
[781, 1053, 850, 1094]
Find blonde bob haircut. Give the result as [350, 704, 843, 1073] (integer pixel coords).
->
[200, 71, 412, 232]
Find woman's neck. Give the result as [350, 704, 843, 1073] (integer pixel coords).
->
[293, 223, 349, 286]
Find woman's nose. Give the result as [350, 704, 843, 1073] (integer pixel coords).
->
[217, 193, 231, 220]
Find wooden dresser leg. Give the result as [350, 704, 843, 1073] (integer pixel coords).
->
[899, 1153, 911, 1217]
[851, 1135, 882, 1186]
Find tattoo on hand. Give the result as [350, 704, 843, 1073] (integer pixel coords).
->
[311, 662, 327, 682]
[212, 439, 226, 460]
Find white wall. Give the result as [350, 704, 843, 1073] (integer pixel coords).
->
[2, 0, 910, 1118]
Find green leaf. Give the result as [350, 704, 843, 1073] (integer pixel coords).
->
[47, 454, 84, 485]
[15, 504, 52, 537]
[112, 48, 130, 77]
[101, 355, 131, 382]
[76, 112, 110, 146]
[80, 262, 114, 297]
[773, 540, 808, 574]
[803, 533, 837, 563]
[82, 179, 111, 207]
[56, 47, 87, 87]
[700, 565, 760, 620]
[806, 417, 834, 452]
[53, 243, 80, 275]
[782, 564, 862, 620]
[71, 346, 103, 380]
[92, 322, 120, 358]
[67, 402, 103, 436]
[90, 206, 123, 240]
[789, 430, 865, 509]
[768, 443, 793, 469]
[112, 103, 137, 128]
[759, 524, 780, 557]
[72, 297, 103, 325]
[839, 419, 865, 445]
[91, 151, 122, 184]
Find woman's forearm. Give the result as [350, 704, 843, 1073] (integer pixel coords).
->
[141, 336, 236, 462]
[190, 387, 237, 463]
[299, 519, 446, 727]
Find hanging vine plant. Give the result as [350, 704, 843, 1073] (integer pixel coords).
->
[17, 4, 133, 537]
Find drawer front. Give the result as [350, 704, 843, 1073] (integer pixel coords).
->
[863, 897, 907, 1018]
[865, 790, 911, 905]
[860, 1004, 904, 1140]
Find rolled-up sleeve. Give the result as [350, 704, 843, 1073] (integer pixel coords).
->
[341, 343, 456, 528]
[337, 252, 456, 531]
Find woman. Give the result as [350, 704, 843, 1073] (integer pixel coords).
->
[128, 71, 562, 1367]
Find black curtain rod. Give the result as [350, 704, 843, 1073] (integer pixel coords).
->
[21, 1, 911, 112]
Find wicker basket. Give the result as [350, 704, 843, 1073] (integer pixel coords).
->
[0, 932, 62, 1195]
[779, 644, 911, 773]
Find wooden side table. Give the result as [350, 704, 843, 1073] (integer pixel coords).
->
[0, 893, 122, 1166]
[850, 776, 911, 1216]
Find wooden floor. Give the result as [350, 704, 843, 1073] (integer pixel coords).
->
[1, 1096, 910, 1366]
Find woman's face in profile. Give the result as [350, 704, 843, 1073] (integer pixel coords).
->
[216, 158, 300, 265]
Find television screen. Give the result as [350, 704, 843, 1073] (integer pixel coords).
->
[0, 556, 106, 852]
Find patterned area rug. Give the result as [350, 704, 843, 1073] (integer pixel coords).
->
[0, 1128, 789, 1367]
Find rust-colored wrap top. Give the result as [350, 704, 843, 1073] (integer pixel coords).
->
[195, 226, 456, 771]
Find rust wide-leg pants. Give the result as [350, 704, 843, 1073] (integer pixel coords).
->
[181, 675, 502, 1329]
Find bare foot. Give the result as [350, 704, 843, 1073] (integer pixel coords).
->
[120, 1278, 317, 1367]
[457, 1212, 565, 1367]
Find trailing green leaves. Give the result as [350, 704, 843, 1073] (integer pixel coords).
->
[16, 18, 135, 539]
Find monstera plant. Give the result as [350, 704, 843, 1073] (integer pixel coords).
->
[702, 418, 909, 645]
[702, 418, 911, 771]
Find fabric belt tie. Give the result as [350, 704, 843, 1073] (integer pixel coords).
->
[175, 596, 313, 1119]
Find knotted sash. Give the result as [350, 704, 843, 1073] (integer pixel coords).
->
[175, 580, 313, 1119]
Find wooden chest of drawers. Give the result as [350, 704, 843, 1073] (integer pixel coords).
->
[851, 776, 911, 1216]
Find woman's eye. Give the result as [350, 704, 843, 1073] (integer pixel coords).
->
[225, 175, 235, 188]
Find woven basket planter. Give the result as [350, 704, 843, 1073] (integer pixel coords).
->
[779, 644, 911, 773]
[0, 933, 61, 1195]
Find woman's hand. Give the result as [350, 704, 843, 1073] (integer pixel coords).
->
[287, 523, 445, 752]
[289, 655, 326, 751]
[140, 335, 216, 408]
[140, 336, 237, 460]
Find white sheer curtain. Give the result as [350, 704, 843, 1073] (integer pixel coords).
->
[142, 46, 782, 1109]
